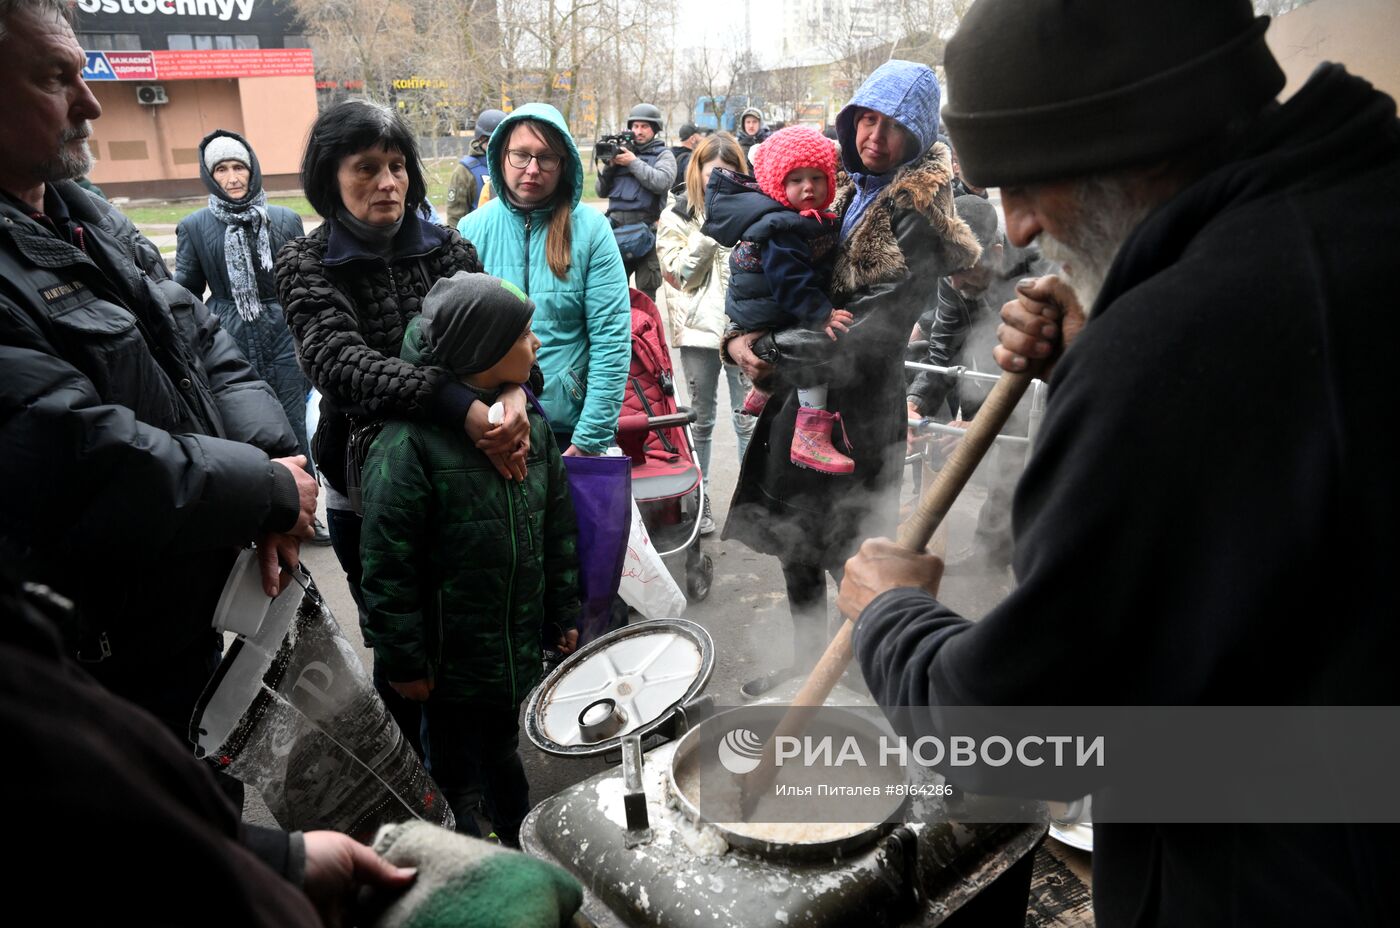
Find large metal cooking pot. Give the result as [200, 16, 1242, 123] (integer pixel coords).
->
[665, 705, 910, 860]
[520, 661, 1049, 928]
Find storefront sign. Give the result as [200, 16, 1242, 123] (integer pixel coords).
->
[76, 0, 259, 23]
[391, 76, 449, 91]
[83, 50, 158, 81]
[84, 48, 312, 80]
[74, 0, 300, 52]
[151, 48, 313, 79]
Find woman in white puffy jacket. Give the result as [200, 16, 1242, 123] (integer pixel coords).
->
[656, 132, 752, 535]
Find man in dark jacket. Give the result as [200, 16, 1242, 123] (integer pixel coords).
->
[596, 102, 677, 299]
[0, 1, 317, 745]
[670, 122, 708, 188]
[839, 2, 1400, 925]
[736, 106, 771, 156]
[1, 569, 415, 924]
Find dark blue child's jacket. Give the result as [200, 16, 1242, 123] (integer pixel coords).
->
[701, 169, 839, 331]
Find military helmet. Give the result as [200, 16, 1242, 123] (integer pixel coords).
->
[627, 103, 663, 132]
[474, 108, 507, 140]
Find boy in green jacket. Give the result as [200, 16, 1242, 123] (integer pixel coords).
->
[360, 272, 581, 846]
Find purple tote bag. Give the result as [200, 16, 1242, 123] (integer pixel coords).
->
[563, 454, 632, 644]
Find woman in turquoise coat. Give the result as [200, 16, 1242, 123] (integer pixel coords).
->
[459, 103, 630, 455]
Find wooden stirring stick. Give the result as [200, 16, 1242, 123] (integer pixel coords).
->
[741, 369, 1037, 814]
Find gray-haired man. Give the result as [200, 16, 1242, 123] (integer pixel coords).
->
[840, 1, 1400, 924]
[0, 0, 316, 742]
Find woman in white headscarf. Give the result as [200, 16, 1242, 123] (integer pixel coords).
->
[175, 129, 327, 543]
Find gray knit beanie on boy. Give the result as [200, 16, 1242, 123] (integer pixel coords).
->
[419, 272, 534, 376]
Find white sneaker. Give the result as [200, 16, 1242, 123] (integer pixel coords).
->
[699, 497, 716, 536]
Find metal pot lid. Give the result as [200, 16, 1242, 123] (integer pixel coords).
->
[525, 619, 713, 757]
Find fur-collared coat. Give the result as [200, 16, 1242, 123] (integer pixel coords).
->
[722, 143, 979, 569]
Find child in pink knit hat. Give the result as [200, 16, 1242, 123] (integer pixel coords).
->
[701, 125, 855, 475]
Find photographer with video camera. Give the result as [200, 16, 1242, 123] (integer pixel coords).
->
[595, 103, 676, 300]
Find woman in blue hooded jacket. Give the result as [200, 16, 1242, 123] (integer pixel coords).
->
[459, 104, 630, 455]
[722, 61, 980, 694]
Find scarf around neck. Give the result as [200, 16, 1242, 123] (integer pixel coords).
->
[335, 207, 404, 258]
[839, 169, 897, 242]
[208, 190, 273, 322]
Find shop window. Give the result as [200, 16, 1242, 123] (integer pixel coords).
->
[166, 32, 259, 52]
[169, 34, 243, 50]
[80, 33, 141, 51]
[283, 33, 309, 48]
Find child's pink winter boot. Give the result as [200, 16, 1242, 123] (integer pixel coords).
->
[741, 387, 770, 417]
[790, 407, 855, 474]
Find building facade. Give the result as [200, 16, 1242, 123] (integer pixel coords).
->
[74, 0, 317, 198]
[779, 0, 899, 63]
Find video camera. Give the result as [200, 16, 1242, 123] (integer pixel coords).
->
[594, 131, 638, 165]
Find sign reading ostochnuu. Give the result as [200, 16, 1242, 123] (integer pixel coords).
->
[77, 0, 259, 22]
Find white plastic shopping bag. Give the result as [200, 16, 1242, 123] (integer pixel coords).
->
[196, 558, 454, 840]
[618, 498, 688, 618]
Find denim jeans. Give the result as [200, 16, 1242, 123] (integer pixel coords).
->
[680, 346, 753, 491]
[325, 506, 425, 759]
[422, 701, 531, 847]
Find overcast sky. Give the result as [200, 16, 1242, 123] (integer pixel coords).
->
[674, 0, 786, 63]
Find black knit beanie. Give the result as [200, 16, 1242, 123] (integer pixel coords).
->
[954, 195, 1000, 251]
[419, 272, 535, 377]
[943, 0, 1286, 188]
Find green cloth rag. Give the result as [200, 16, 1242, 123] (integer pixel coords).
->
[369, 821, 583, 928]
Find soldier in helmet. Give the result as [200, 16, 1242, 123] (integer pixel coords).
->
[596, 102, 676, 299]
[446, 107, 506, 227]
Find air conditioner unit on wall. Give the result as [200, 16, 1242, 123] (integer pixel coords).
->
[136, 84, 169, 105]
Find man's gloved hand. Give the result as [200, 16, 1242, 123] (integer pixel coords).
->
[365, 821, 583, 928]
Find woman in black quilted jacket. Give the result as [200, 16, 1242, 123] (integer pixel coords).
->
[275, 100, 534, 756]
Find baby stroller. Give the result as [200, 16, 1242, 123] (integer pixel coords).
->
[614, 288, 714, 601]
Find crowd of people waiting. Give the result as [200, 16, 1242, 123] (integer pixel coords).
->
[2, 0, 1397, 923]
